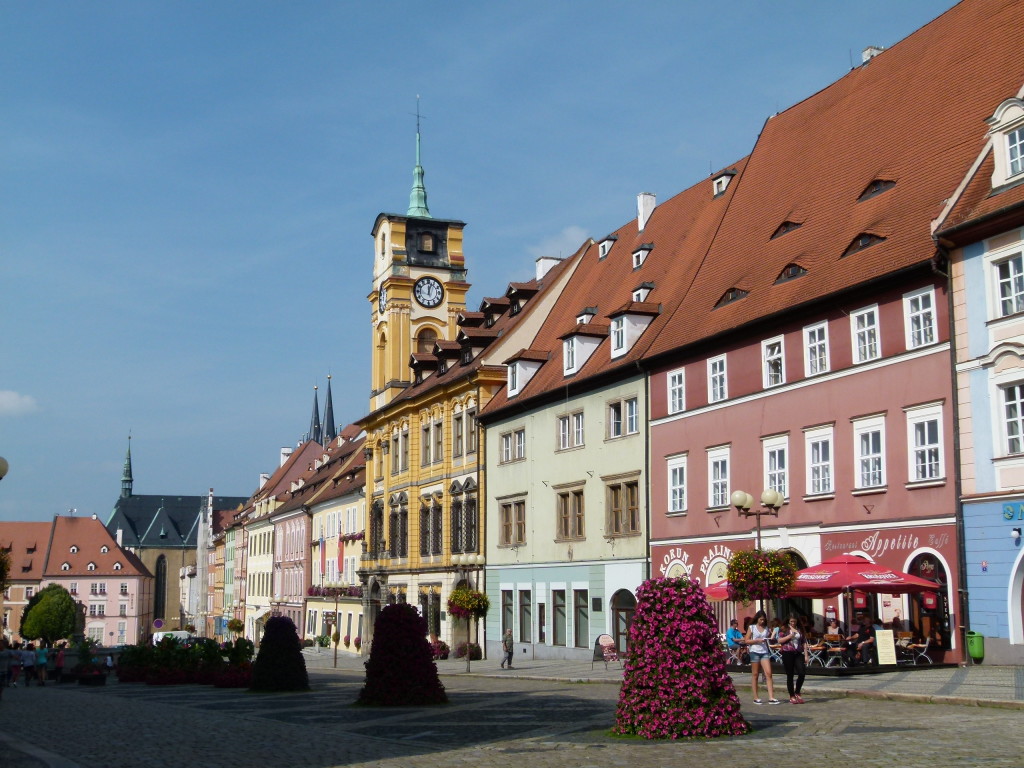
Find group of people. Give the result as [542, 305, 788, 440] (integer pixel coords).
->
[724, 610, 900, 705]
[726, 611, 808, 705]
[0, 639, 66, 693]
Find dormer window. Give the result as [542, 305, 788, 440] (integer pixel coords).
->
[114, 562, 123, 570]
[508, 363, 519, 393]
[598, 237, 617, 259]
[771, 221, 802, 239]
[461, 347, 472, 364]
[775, 263, 808, 283]
[843, 232, 886, 257]
[1009, 127, 1024, 178]
[715, 287, 748, 308]
[100, 545, 109, 553]
[564, 338, 578, 373]
[509, 300, 521, 316]
[986, 98, 1024, 187]
[61, 562, 70, 571]
[610, 317, 626, 353]
[633, 283, 654, 302]
[632, 245, 653, 269]
[70, 545, 79, 553]
[484, 312, 495, 328]
[576, 308, 596, 325]
[711, 169, 736, 197]
[87, 562, 96, 571]
[858, 179, 896, 201]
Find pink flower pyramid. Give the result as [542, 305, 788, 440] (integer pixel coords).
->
[614, 577, 750, 739]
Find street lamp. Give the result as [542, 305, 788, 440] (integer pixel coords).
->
[323, 582, 346, 669]
[731, 488, 783, 550]
[453, 553, 485, 673]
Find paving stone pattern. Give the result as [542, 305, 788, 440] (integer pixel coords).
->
[1, 667, 1022, 768]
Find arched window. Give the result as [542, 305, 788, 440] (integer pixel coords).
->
[87, 562, 96, 571]
[611, 589, 637, 652]
[154, 555, 167, 620]
[417, 328, 438, 355]
[100, 545, 109, 553]
[61, 562, 70, 571]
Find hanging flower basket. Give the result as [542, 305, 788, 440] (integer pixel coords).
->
[725, 549, 796, 604]
[447, 587, 489, 620]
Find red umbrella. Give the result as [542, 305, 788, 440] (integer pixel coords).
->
[787, 554, 938, 598]
[702, 579, 733, 602]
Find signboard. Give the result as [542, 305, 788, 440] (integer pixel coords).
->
[153, 619, 164, 629]
[876, 629, 897, 665]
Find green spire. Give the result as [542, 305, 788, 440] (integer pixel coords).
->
[121, 435, 133, 499]
[407, 97, 431, 218]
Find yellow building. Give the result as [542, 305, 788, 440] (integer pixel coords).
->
[358, 129, 582, 651]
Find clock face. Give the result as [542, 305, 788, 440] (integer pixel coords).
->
[413, 276, 444, 308]
[378, 286, 388, 314]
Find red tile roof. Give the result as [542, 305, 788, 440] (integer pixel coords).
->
[0, 522, 52, 581]
[937, 151, 1024, 242]
[647, 0, 1024, 357]
[44, 515, 150, 578]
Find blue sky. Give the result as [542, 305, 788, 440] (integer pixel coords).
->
[0, 1, 957, 522]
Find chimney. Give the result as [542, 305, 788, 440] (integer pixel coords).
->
[280, 446, 293, 467]
[116, 528, 123, 546]
[259, 472, 270, 488]
[862, 45, 885, 63]
[535, 256, 562, 280]
[637, 193, 656, 231]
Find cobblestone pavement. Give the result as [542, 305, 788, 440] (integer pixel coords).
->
[1, 663, 1022, 768]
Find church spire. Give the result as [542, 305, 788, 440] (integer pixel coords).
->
[121, 435, 133, 499]
[323, 375, 337, 445]
[309, 385, 322, 445]
[407, 97, 431, 218]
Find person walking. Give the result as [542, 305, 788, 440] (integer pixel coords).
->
[500, 628, 514, 669]
[778, 615, 808, 703]
[35, 643, 48, 686]
[9, 643, 22, 687]
[743, 610, 779, 705]
[0, 640, 11, 699]
[21, 644, 35, 687]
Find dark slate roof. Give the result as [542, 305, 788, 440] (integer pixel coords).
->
[106, 493, 248, 549]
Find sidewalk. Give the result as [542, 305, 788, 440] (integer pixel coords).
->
[303, 647, 1024, 709]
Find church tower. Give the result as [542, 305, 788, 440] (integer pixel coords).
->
[369, 114, 469, 411]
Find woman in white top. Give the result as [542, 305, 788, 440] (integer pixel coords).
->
[742, 610, 779, 704]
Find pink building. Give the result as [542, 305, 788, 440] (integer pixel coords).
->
[43, 515, 153, 645]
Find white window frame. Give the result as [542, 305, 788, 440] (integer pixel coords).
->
[994, 252, 1024, 318]
[563, 338, 578, 374]
[1009, 126, 1024, 178]
[572, 412, 585, 447]
[707, 446, 730, 509]
[667, 454, 687, 515]
[507, 363, 519, 395]
[608, 401, 623, 438]
[606, 397, 639, 440]
[852, 415, 886, 490]
[610, 317, 626, 354]
[905, 402, 944, 483]
[903, 287, 936, 350]
[762, 336, 785, 388]
[762, 434, 789, 500]
[668, 369, 685, 414]
[803, 321, 829, 377]
[514, 428, 526, 460]
[804, 425, 835, 497]
[501, 432, 513, 463]
[1002, 382, 1024, 455]
[625, 397, 638, 435]
[851, 305, 881, 363]
[557, 415, 571, 450]
[708, 355, 727, 403]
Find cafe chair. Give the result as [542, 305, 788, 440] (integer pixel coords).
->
[906, 636, 932, 665]
[593, 633, 621, 670]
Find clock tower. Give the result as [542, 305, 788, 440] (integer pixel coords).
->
[370, 122, 469, 411]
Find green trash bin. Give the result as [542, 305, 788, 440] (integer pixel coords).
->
[966, 630, 984, 662]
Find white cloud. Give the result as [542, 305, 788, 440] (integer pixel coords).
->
[526, 226, 590, 261]
[0, 391, 40, 417]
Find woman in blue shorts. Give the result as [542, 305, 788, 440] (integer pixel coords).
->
[743, 610, 779, 705]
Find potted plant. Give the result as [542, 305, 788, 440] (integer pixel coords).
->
[431, 639, 450, 660]
[726, 549, 797, 605]
[343, 634, 351, 648]
[353, 636, 361, 651]
[71, 638, 106, 686]
[227, 618, 244, 636]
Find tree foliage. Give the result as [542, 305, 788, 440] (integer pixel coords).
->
[20, 584, 76, 645]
